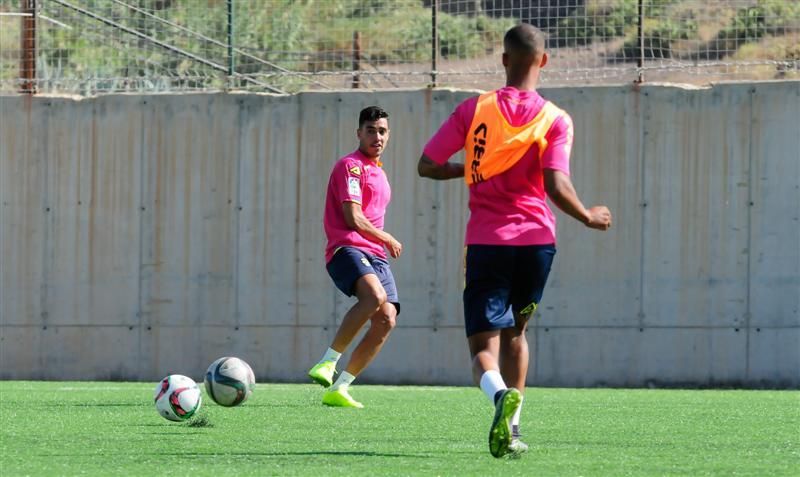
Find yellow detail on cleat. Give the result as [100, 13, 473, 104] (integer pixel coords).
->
[322, 387, 364, 408]
[308, 361, 336, 387]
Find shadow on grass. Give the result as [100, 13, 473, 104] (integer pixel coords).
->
[146, 431, 208, 436]
[149, 451, 431, 458]
[35, 451, 433, 459]
[131, 424, 213, 430]
[21, 403, 147, 408]
[28, 402, 311, 409]
[233, 403, 313, 408]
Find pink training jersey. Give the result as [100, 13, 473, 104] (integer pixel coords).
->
[423, 86, 573, 246]
[323, 149, 392, 263]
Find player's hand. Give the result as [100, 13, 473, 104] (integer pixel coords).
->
[385, 236, 403, 258]
[585, 206, 612, 231]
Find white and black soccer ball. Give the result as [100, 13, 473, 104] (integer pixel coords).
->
[154, 374, 202, 422]
[204, 357, 256, 407]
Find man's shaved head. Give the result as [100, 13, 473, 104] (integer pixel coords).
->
[503, 23, 546, 61]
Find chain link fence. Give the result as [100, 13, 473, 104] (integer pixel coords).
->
[1, 0, 798, 95]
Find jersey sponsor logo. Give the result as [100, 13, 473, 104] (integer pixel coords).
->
[471, 122, 488, 183]
[348, 177, 362, 196]
[349, 165, 361, 176]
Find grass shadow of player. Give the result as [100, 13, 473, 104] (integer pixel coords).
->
[149, 450, 432, 458]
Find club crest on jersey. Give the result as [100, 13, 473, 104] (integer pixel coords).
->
[349, 165, 361, 176]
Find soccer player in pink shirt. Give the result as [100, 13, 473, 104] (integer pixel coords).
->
[308, 106, 403, 408]
[418, 24, 612, 457]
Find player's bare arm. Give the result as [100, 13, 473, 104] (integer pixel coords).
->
[342, 201, 403, 258]
[417, 154, 465, 180]
[543, 169, 612, 230]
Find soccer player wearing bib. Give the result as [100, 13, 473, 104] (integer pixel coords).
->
[418, 24, 612, 457]
[308, 106, 403, 408]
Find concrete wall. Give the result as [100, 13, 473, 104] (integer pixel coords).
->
[1, 82, 798, 387]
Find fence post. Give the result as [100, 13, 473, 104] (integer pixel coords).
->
[431, 0, 439, 87]
[227, 0, 234, 84]
[636, 0, 645, 83]
[352, 31, 361, 89]
[20, 0, 37, 94]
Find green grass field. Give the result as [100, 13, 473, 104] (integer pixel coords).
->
[1, 382, 798, 476]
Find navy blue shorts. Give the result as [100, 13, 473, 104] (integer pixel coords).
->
[463, 244, 556, 337]
[326, 246, 400, 314]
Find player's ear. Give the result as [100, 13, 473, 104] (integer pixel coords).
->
[502, 52, 509, 68]
[539, 52, 548, 68]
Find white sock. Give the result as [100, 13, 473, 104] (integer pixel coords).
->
[331, 371, 356, 391]
[479, 370, 507, 403]
[320, 347, 342, 364]
[510, 396, 524, 429]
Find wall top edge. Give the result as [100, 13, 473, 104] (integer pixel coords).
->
[1, 80, 797, 101]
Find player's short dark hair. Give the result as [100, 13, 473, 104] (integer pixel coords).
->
[504, 23, 546, 59]
[359, 106, 389, 128]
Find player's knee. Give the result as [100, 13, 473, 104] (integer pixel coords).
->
[372, 307, 396, 335]
[380, 308, 397, 329]
[372, 288, 388, 307]
[383, 311, 397, 331]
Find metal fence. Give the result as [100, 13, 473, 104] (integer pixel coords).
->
[1, 0, 798, 95]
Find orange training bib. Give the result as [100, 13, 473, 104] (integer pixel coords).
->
[464, 91, 562, 185]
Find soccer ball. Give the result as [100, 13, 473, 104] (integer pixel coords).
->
[204, 356, 256, 407]
[153, 374, 202, 422]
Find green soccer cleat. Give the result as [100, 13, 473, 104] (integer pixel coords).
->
[308, 360, 336, 387]
[489, 388, 522, 458]
[322, 387, 364, 408]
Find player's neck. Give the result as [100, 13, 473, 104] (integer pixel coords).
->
[505, 77, 538, 91]
[505, 68, 539, 92]
[357, 147, 381, 163]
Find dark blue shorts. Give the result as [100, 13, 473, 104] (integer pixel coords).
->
[463, 244, 556, 337]
[326, 246, 400, 314]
